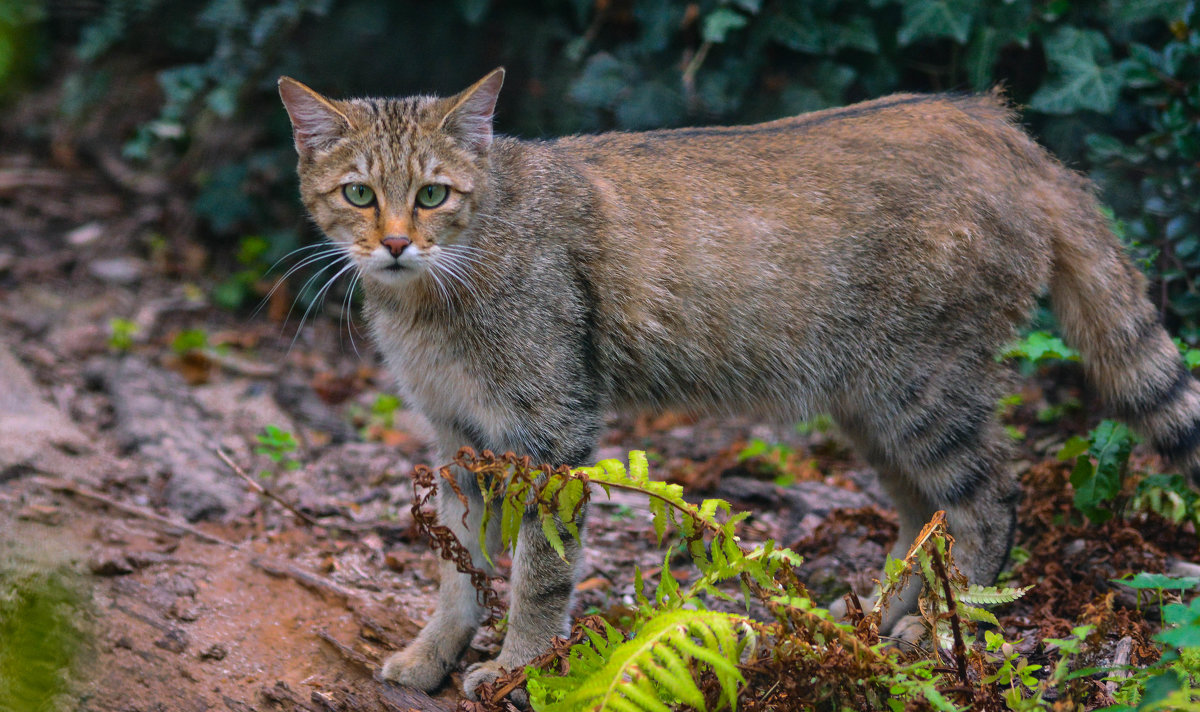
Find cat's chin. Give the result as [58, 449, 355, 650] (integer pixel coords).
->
[362, 264, 421, 288]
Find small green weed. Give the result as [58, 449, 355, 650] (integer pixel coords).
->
[369, 394, 402, 428]
[255, 424, 300, 477]
[1003, 331, 1080, 364]
[170, 328, 209, 355]
[107, 317, 139, 352]
[795, 413, 834, 436]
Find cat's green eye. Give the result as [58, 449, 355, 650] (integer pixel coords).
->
[343, 183, 376, 207]
[416, 184, 449, 209]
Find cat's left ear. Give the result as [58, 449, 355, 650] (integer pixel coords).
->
[440, 68, 505, 151]
[278, 77, 354, 157]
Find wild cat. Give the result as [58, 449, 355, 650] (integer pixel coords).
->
[278, 68, 1200, 699]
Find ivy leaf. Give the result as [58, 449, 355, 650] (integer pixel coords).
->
[896, 0, 975, 46]
[702, 7, 748, 43]
[1111, 0, 1191, 28]
[1031, 27, 1126, 114]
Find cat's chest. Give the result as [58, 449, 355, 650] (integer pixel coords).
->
[369, 309, 514, 448]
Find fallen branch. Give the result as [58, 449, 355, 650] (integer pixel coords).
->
[315, 628, 378, 672]
[217, 447, 320, 527]
[251, 557, 363, 602]
[31, 475, 238, 549]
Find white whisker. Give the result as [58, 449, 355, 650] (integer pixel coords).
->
[252, 245, 351, 318]
[282, 256, 350, 339]
[291, 260, 357, 351]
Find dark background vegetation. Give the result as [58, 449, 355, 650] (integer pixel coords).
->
[1, 0, 1197, 333]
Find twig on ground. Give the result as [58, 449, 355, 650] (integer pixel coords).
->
[31, 475, 238, 549]
[251, 557, 363, 602]
[217, 447, 320, 527]
[316, 629, 379, 672]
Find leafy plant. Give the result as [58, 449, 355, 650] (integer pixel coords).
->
[1113, 572, 1200, 614]
[1003, 330, 1080, 364]
[170, 328, 209, 355]
[414, 450, 1033, 711]
[255, 424, 300, 477]
[1058, 420, 1138, 523]
[1131, 473, 1200, 526]
[107, 317, 139, 352]
[369, 394, 402, 428]
[1104, 596, 1200, 710]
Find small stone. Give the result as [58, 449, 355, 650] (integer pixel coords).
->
[169, 598, 201, 622]
[16, 503, 62, 525]
[199, 643, 227, 661]
[89, 257, 146, 285]
[384, 551, 407, 573]
[67, 222, 105, 246]
[88, 550, 135, 576]
[154, 628, 189, 653]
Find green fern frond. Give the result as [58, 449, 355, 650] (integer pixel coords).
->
[957, 604, 1000, 626]
[536, 609, 749, 712]
[956, 583, 1032, 606]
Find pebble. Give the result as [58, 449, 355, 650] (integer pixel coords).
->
[88, 550, 135, 576]
[89, 257, 145, 285]
[154, 628, 189, 654]
[67, 222, 105, 246]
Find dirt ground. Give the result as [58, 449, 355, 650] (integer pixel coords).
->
[1, 87, 1198, 712]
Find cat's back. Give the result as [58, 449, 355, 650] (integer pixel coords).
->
[549, 91, 1044, 181]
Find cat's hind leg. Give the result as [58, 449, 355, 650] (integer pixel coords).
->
[837, 365, 1020, 635]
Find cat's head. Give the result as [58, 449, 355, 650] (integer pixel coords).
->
[278, 69, 504, 289]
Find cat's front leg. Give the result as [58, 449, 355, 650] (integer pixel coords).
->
[381, 466, 498, 691]
[462, 507, 587, 702]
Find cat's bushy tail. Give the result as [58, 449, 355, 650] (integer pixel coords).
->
[1048, 178, 1200, 483]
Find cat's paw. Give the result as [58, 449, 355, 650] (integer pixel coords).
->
[886, 614, 927, 646]
[462, 660, 529, 708]
[379, 643, 454, 692]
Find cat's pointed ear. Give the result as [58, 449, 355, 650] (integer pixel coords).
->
[278, 77, 353, 157]
[440, 68, 505, 151]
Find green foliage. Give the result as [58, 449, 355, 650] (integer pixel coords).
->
[0, 565, 89, 712]
[440, 451, 1044, 710]
[1132, 473, 1200, 526]
[1003, 330, 1080, 364]
[1113, 572, 1200, 615]
[1102, 596, 1200, 710]
[171, 328, 209, 355]
[369, 394, 402, 428]
[1058, 420, 1138, 523]
[255, 424, 300, 475]
[529, 610, 748, 712]
[795, 413, 835, 437]
[107, 317, 139, 352]
[0, 0, 45, 100]
[213, 232, 299, 310]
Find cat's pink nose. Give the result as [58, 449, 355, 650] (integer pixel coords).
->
[381, 236, 411, 257]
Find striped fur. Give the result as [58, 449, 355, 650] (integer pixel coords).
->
[280, 70, 1199, 697]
